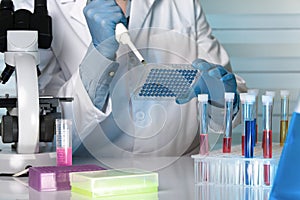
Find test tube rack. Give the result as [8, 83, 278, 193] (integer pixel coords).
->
[192, 143, 282, 188]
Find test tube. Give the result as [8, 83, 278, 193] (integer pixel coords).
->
[262, 95, 273, 158]
[198, 94, 209, 155]
[240, 93, 247, 156]
[223, 92, 235, 153]
[262, 95, 273, 186]
[248, 89, 259, 145]
[262, 91, 275, 148]
[244, 94, 256, 158]
[244, 94, 256, 186]
[280, 90, 290, 147]
[56, 119, 72, 166]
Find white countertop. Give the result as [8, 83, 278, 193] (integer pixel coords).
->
[0, 153, 273, 200]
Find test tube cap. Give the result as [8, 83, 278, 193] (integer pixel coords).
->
[198, 94, 208, 102]
[262, 95, 273, 105]
[266, 91, 276, 98]
[280, 90, 290, 97]
[245, 94, 256, 103]
[248, 89, 259, 96]
[224, 92, 235, 101]
[239, 93, 247, 103]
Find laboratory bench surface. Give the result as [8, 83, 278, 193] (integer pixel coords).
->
[0, 154, 273, 200]
[0, 156, 193, 200]
[0, 156, 269, 200]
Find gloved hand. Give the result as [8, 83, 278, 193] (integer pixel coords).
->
[83, 0, 128, 60]
[176, 59, 238, 108]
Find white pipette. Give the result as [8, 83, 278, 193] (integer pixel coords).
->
[115, 23, 146, 64]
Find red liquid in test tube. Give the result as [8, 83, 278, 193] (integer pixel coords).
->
[223, 137, 232, 153]
[263, 129, 272, 186]
[241, 135, 245, 156]
[263, 130, 272, 158]
[262, 95, 273, 186]
[223, 92, 235, 153]
[240, 93, 247, 156]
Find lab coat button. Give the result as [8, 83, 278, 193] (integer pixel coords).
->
[109, 71, 115, 77]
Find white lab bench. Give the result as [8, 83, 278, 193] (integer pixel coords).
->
[0, 152, 275, 200]
[0, 156, 194, 200]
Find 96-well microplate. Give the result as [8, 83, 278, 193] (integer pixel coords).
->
[136, 64, 200, 100]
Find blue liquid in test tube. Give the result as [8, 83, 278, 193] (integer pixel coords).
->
[245, 120, 255, 158]
[244, 94, 256, 186]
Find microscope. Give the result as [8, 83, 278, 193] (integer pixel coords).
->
[0, 0, 72, 174]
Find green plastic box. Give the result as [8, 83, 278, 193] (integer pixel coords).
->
[69, 168, 159, 198]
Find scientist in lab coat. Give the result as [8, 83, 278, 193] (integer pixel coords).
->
[19, 0, 246, 158]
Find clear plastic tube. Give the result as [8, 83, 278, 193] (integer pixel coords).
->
[280, 90, 290, 147]
[198, 94, 209, 155]
[248, 89, 259, 145]
[244, 94, 256, 158]
[223, 92, 235, 153]
[262, 91, 275, 148]
[240, 93, 247, 156]
[262, 95, 273, 186]
[56, 119, 72, 166]
[244, 94, 256, 186]
[262, 95, 273, 158]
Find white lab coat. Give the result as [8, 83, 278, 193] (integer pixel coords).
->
[18, 0, 245, 158]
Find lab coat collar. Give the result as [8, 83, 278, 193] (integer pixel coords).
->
[69, 0, 87, 25]
[60, 0, 76, 4]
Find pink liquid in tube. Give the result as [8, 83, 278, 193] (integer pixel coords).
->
[56, 119, 72, 166]
[199, 133, 209, 155]
[56, 147, 72, 166]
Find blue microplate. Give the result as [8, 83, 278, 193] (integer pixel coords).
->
[135, 64, 200, 100]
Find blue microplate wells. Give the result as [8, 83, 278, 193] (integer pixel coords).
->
[136, 64, 200, 100]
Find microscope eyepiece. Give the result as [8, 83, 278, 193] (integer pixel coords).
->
[34, 0, 48, 15]
[0, 0, 14, 52]
[0, 0, 14, 11]
[31, 0, 52, 49]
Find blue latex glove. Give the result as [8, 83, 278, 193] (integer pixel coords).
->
[176, 59, 238, 108]
[83, 0, 127, 60]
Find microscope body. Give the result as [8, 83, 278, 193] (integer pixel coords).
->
[0, 0, 73, 173]
[4, 30, 40, 153]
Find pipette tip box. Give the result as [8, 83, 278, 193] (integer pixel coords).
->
[29, 164, 104, 191]
[69, 168, 159, 198]
[192, 143, 282, 187]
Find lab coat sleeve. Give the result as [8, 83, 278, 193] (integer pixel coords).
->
[193, 1, 247, 132]
[57, 43, 117, 151]
[193, 1, 231, 71]
[79, 44, 119, 111]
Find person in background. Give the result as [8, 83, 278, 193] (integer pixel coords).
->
[78, 0, 247, 158]
[17, 0, 246, 158]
